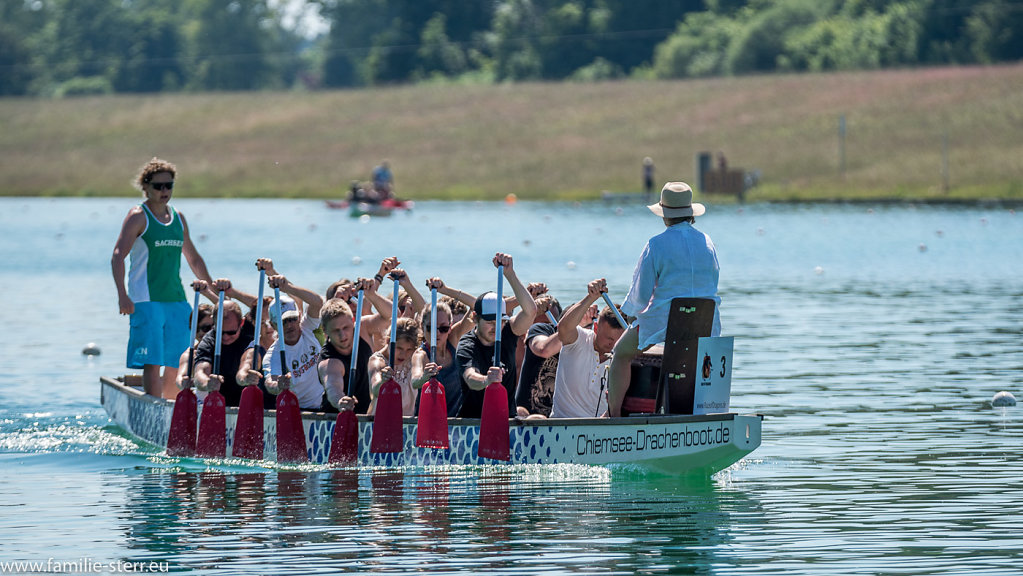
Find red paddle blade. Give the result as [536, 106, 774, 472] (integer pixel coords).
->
[196, 390, 227, 458]
[232, 386, 265, 460]
[328, 410, 359, 465]
[370, 378, 404, 453]
[478, 381, 510, 461]
[415, 378, 449, 449]
[275, 390, 308, 463]
[167, 388, 197, 457]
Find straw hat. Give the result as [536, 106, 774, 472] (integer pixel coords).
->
[647, 182, 705, 218]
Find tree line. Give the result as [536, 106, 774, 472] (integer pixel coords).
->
[2, 0, 1021, 97]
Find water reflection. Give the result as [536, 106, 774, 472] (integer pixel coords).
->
[114, 466, 755, 574]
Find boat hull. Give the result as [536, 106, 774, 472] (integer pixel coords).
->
[101, 377, 760, 475]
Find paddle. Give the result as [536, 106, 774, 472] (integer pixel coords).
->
[370, 277, 404, 453]
[416, 285, 449, 449]
[545, 310, 559, 326]
[478, 264, 510, 461]
[233, 269, 266, 460]
[195, 288, 227, 458]
[600, 292, 630, 331]
[328, 287, 364, 465]
[166, 286, 200, 457]
[273, 284, 307, 463]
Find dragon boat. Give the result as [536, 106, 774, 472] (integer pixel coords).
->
[100, 298, 762, 475]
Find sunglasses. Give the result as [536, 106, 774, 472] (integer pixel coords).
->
[198, 323, 214, 332]
[436, 325, 451, 333]
[150, 181, 174, 191]
[221, 327, 240, 336]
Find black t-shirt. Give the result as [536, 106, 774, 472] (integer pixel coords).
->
[456, 323, 518, 418]
[318, 336, 373, 415]
[193, 321, 256, 407]
[515, 322, 559, 417]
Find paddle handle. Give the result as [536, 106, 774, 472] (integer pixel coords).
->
[601, 292, 629, 330]
[545, 310, 558, 327]
[494, 264, 503, 368]
[252, 269, 265, 371]
[273, 286, 288, 375]
[389, 278, 400, 369]
[430, 287, 438, 364]
[213, 290, 225, 376]
[187, 287, 201, 380]
[347, 289, 364, 396]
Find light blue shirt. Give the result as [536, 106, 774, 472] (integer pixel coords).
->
[621, 222, 721, 349]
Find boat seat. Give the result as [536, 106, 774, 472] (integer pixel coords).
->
[621, 298, 715, 416]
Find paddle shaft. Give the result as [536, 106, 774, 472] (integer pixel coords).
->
[389, 279, 399, 369]
[494, 265, 503, 368]
[186, 287, 201, 380]
[347, 289, 364, 396]
[252, 270, 265, 371]
[545, 310, 558, 326]
[213, 290, 225, 375]
[273, 286, 288, 375]
[601, 292, 630, 331]
[430, 287, 438, 363]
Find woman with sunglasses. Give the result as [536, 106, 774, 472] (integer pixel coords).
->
[112, 158, 213, 399]
[410, 277, 477, 417]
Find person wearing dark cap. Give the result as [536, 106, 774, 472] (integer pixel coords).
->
[606, 182, 722, 418]
[455, 253, 538, 418]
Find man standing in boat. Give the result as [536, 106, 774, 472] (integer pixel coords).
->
[456, 253, 537, 418]
[111, 158, 213, 399]
[606, 182, 721, 418]
[550, 278, 626, 418]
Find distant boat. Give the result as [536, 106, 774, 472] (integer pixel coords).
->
[325, 198, 414, 217]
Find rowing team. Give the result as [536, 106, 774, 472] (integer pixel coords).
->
[178, 252, 630, 423]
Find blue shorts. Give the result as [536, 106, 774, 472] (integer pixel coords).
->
[127, 301, 191, 369]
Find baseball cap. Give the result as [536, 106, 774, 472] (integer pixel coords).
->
[473, 292, 509, 322]
[269, 295, 299, 325]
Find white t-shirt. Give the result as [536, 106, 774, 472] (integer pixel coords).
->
[263, 315, 323, 410]
[551, 326, 609, 418]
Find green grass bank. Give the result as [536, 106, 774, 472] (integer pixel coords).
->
[2, 64, 1021, 203]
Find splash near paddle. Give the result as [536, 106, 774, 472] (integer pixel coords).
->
[371, 278, 404, 454]
[478, 264, 511, 461]
[167, 286, 202, 457]
[416, 286, 448, 449]
[233, 269, 267, 460]
[272, 284, 307, 463]
[166, 388, 197, 457]
[195, 289, 228, 458]
[329, 288, 365, 466]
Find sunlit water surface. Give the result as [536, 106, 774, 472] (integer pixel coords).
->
[1, 198, 1021, 575]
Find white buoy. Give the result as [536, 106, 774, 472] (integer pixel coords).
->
[82, 343, 101, 356]
[992, 391, 1016, 407]
[918, 243, 927, 252]
[351, 256, 362, 265]
[359, 214, 371, 224]
[566, 261, 577, 270]
[814, 266, 824, 275]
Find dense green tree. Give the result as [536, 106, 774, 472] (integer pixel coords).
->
[188, 0, 275, 90]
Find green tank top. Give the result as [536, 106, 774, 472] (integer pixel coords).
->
[127, 204, 186, 303]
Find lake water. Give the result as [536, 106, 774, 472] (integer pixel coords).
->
[1, 197, 1021, 575]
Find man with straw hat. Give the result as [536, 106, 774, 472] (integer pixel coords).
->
[606, 182, 722, 418]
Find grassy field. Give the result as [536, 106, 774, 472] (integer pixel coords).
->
[2, 64, 1021, 203]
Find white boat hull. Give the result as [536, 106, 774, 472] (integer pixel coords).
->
[101, 377, 761, 475]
